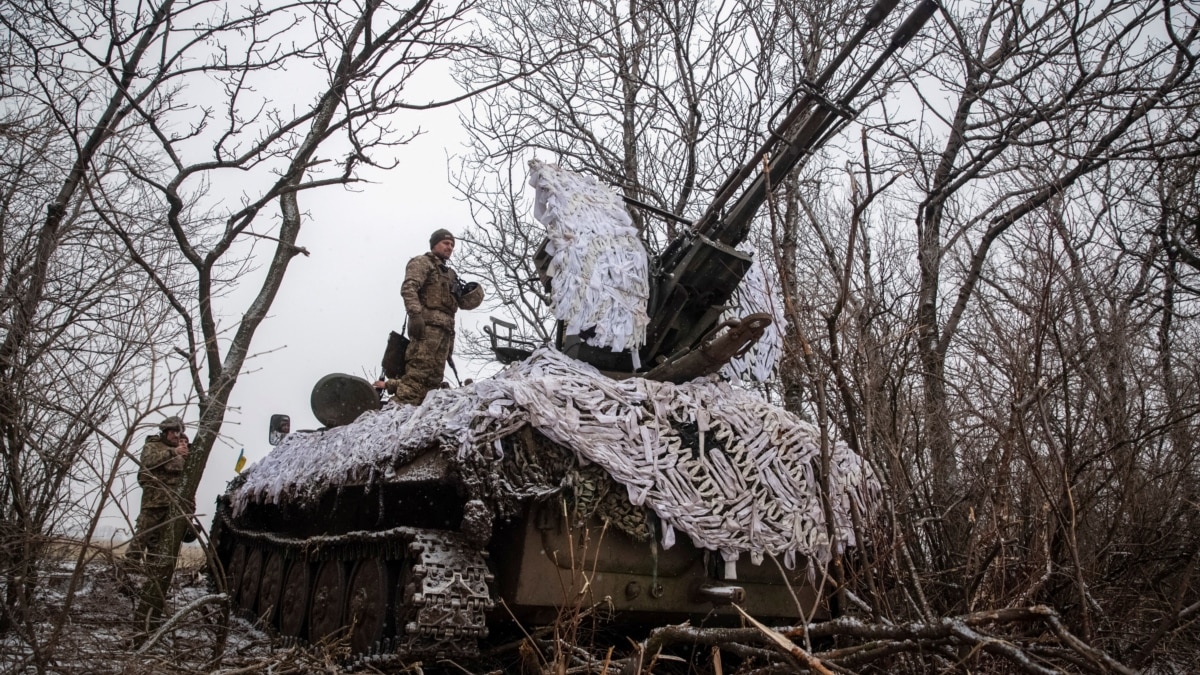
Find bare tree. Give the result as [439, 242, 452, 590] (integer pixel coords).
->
[896, 0, 1199, 531]
[0, 104, 187, 644]
[1, 0, 530, 632]
[762, 0, 1200, 666]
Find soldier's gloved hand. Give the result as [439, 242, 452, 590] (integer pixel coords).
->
[408, 313, 425, 340]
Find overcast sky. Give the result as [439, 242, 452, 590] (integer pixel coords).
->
[186, 103, 499, 522]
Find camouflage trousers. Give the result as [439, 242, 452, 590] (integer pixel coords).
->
[129, 506, 172, 563]
[128, 493, 195, 563]
[392, 324, 454, 405]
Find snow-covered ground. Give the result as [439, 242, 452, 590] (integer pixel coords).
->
[0, 550, 283, 675]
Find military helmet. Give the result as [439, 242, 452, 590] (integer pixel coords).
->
[429, 228, 455, 249]
[159, 416, 185, 433]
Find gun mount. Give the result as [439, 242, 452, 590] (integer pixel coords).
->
[536, 0, 939, 382]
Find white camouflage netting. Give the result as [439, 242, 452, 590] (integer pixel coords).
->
[528, 159, 649, 363]
[720, 258, 785, 382]
[232, 347, 878, 575]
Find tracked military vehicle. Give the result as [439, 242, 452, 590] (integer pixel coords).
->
[213, 348, 873, 659]
[210, 0, 937, 661]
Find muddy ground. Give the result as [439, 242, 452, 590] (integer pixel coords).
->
[0, 547, 399, 675]
[0, 546, 635, 675]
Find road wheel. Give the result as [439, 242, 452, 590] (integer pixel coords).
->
[309, 559, 347, 643]
[239, 548, 263, 612]
[226, 544, 247, 604]
[346, 557, 390, 654]
[256, 550, 286, 627]
[279, 560, 311, 638]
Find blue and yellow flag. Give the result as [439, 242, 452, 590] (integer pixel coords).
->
[234, 448, 246, 473]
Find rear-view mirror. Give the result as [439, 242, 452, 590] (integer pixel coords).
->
[268, 414, 291, 446]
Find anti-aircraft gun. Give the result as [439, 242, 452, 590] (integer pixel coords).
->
[211, 0, 939, 664]
[527, 0, 939, 383]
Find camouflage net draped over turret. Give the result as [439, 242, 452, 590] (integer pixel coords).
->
[528, 159, 649, 362]
[721, 258, 785, 382]
[232, 347, 878, 575]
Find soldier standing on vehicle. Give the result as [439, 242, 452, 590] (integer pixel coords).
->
[128, 416, 192, 562]
[376, 229, 484, 405]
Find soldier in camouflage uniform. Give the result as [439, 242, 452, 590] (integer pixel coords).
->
[128, 416, 190, 562]
[377, 229, 484, 405]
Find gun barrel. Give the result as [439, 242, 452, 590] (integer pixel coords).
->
[557, 1, 939, 379]
[693, 0, 937, 246]
[891, 0, 939, 51]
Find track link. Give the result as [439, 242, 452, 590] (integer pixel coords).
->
[212, 504, 494, 662]
[396, 531, 495, 659]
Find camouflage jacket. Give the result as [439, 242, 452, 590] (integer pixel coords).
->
[139, 435, 185, 507]
[400, 252, 484, 329]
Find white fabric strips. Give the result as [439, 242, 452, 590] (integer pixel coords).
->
[528, 159, 649, 359]
[721, 258, 785, 382]
[231, 347, 878, 574]
[231, 388, 476, 513]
